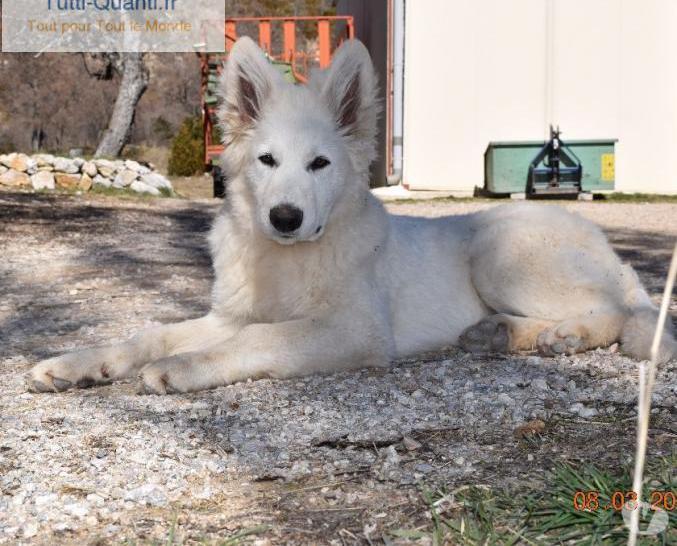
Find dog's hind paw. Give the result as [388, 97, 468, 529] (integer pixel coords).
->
[537, 327, 585, 356]
[459, 317, 511, 353]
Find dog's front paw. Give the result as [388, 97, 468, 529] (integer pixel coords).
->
[27, 352, 110, 393]
[138, 356, 206, 395]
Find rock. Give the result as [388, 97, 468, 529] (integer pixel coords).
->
[34, 154, 55, 168]
[125, 159, 151, 175]
[130, 180, 161, 196]
[64, 502, 89, 517]
[0, 169, 31, 187]
[570, 403, 599, 418]
[414, 463, 434, 474]
[22, 522, 39, 538]
[82, 161, 98, 177]
[0, 152, 32, 172]
[31, 171, 56, 190]
[113, 169, 138, 188]
[34, 493, 58, 507]
[26, 160, 38, 175]
[55, 173, 81, 189]
[93, 174, 111, 188]
[79, 173, 93, 191]
[86, 493, 105, 506]
[0, 152, 17, 168]
[124, 484, 168, 506]
[497, 393, 514, 405]
[140, 172, 172, 191]
[94, 159, 117, 178]
[53, 157, 80, 174]
[289, 460, 312, 477]
[69, 148, 84, 158]
[402, 436, 422, 451]
[96, 165, 117, 178]
[9, 153, 31, 172]
[531, 378, 549, 390]
[37, 165, 54, 172]
[73, 158, 85, 169]
[0, 165, 7, 175]
[384, 445, 400, 466]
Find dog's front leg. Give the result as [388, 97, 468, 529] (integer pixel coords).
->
[28, 313, 238, 392]
[139, 317, 389, 394]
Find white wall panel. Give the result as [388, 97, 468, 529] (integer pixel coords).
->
[403, 0, 677, 194]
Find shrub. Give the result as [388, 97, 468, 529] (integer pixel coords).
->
[152, 116, 173, 144]
[167, 117, 204, 176]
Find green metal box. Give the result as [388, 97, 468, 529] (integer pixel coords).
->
[484, 139, 617, 194]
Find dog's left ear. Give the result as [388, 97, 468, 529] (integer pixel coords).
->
[318, 40, 380, 172]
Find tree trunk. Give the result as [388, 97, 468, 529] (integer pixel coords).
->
[95, 53, 149, 158]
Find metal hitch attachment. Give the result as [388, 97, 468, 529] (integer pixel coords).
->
[527, 125, 583, 196]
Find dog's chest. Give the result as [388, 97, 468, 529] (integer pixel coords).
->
[213, 243, 334, 322]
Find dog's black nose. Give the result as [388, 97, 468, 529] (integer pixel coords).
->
[269, 204, 304, 233]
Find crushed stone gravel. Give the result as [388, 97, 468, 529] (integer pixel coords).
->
[0, 192, 675, 544]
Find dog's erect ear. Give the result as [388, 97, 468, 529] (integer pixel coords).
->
[219, 37, 281, 142]
[317, 40, 380, 172]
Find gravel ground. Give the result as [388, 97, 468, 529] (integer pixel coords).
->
[0, 191, 675, 545]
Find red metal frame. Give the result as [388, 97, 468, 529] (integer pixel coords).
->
[199, 16, 355, 168]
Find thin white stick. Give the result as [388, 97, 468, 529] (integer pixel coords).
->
[628, 242, 677, 546]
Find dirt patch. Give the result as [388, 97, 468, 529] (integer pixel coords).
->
[169, 175, 215, 200]
[0, 192, 675, 544]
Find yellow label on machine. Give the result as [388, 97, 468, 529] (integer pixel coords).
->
[601, 153, 615, 181]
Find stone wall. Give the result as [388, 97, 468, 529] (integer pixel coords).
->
[0, 153, 173, 196]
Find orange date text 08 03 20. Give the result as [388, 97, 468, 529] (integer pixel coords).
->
[573, 491, 675, 512]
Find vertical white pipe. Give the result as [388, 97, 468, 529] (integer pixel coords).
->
[628, 242, 677, 546]
[389, 0, 405, 184]
[545, 0, 555, 136]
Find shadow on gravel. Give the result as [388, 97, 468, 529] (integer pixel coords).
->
[605, 227, 677, 297]
[1, 192, 675, 359]
[0, 192, 217, 359]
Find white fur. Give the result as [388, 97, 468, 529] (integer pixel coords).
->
[28, 38, 675, 394]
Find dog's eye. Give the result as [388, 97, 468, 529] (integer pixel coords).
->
[258, 153, 277, 167]
[309, 156, 331, 171]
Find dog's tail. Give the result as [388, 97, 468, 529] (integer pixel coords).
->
[619, 264, 676, 363]
[621, 307, 676, 363]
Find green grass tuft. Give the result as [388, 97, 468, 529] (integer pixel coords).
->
[389, 456, 676, 545]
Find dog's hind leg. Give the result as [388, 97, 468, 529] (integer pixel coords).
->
[28, 314, 234, 392]
[464, 205, 675, 359]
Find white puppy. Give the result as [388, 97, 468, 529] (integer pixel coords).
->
[28, 38, 676, 394]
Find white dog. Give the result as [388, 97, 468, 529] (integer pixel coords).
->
[29, 38, 675, 394]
